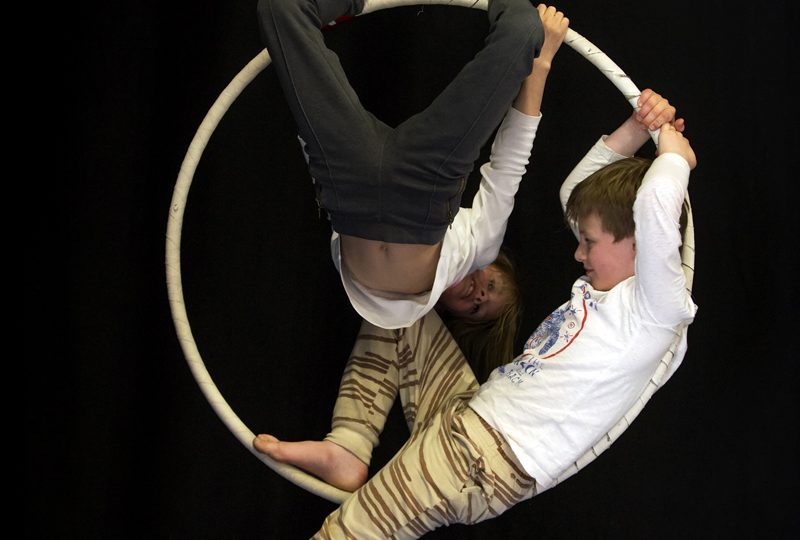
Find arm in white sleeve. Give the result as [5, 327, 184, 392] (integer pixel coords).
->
[461, 107, 541, 268]
[633, 152, 695, 325]
[559, 137, 629, 239]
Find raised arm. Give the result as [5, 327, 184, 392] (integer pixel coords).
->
[460, 4, 570, 267]
[559, 89, 684, 219]
[604, 89, 685, 155]
[656, 121, 696, 169]
[633, 122, 696, 325]
[513, 5, 569, 116]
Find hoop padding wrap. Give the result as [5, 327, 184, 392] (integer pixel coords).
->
[166, 0, 695, 504]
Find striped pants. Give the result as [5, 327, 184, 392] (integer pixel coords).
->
[314, 312, 537, 539]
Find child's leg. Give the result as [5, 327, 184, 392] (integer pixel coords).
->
[253, 433, 368, 491]
[387, 0, 543, 226]
[396, 0, 542, 176]
[313, 402, 538, 539]
[254, 312, 478, 492]
[325, 311, 480, 466]
[256, 0, 390, 217]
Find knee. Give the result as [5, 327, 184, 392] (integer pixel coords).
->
[256, 0, 271, 18]
[257, 0, 291, 21]
[512, 7, 543, 47]
[491, 0, 544, 54]
[257, 0, 306, 26]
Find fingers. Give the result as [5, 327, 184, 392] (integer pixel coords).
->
[638, 88, 654, 103]
[535, 4, 570, 62]
[537, 4, 569, 32]
[537, 4, 558, 18]
[657, 123, 697, 169]
[660, 123, 678, 134]
[636, 88, 676, 131]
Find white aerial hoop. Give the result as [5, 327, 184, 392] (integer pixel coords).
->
[166, 0, 694, 504]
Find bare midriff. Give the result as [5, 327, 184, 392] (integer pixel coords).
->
[340, 234, 442, 295]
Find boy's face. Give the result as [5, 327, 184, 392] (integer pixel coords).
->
[440, 265, 511, 321]
[574, 212, 635, 291]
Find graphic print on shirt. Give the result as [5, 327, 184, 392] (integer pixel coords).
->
[498, 284, 595, 385]
[525, 307, 568, 356]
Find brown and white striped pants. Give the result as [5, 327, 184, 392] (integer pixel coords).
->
[314, 312, 537, 539]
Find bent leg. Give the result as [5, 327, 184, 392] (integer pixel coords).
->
[314, 402, 537, 539]
[325, 311, 479, 466]
[254, 312, 477, 494]
[256, 0, 389, 213]
[395, 311, 480, 431]
[389, 0, 543, 224]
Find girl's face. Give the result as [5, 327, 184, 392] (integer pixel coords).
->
[440, 265, 511, 321]
[574, 212, 636, 291]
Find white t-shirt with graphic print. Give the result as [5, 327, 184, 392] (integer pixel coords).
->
[469, 139, 697, 490]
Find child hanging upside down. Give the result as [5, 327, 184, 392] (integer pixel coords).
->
[254, 89, 698, 538]
[257, 0, 566, 332]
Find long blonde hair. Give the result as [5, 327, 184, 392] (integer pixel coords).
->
[441, 250, 521, 383]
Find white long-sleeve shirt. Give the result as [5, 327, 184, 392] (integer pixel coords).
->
[331, 107, 541, 329]
[470, 137, 697, 489]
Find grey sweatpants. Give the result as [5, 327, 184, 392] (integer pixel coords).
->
[257, 0, 543, 244]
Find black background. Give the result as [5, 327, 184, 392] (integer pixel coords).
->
[40, 0, 795, 537]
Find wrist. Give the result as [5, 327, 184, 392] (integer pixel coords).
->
[623, 114, 646, 131]
[532, 57, 552, 72]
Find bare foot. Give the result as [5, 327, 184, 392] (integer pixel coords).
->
[253, 434, 368, 492]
